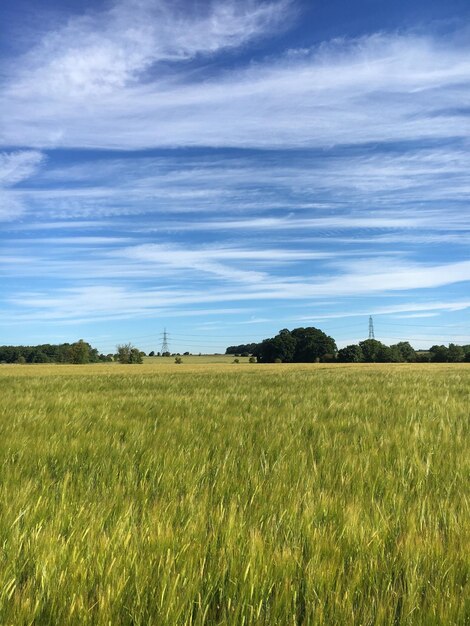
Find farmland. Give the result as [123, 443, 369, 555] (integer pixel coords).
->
[0, 363, 468, 625]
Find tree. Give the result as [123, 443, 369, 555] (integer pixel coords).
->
[66, 339, 90, 364]
[254, 329, 296, 363]
[116, 343, 143, 364]
[447, 343, 465, 363]
[391, 342, 416, 362]
[225, 343, 259, 355]
[376, 344, 393, 362]
[32, 351, 50, 363]
[388, 345, 403, 363]
[337, 344, 363, 363]
[429, 345, 449, 362]
[359, 339, 388, 362]
[291, 327, 337, 362]
[148, 351, 155, 357]
[254, 327, 336, 363]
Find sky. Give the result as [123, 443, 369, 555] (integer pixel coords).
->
[1, 0, 470, 354]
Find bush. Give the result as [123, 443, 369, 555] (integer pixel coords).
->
[175, 357, 183, 364]
[249, 356, 257, 363]
[274, 358, 282, 363]
[233, 358, 240, 363]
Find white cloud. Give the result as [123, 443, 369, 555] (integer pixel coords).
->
[0, 150, 44, 220]
[0, 150, 44, 185]
[2, 26, 470, 149]
[7, 0, 291, 98]
[6, 258, 470, 324]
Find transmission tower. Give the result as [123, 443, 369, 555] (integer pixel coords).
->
[161, 328, 169, 354]
[368, 316, 375, 340]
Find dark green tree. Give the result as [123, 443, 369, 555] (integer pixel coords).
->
[291, 327, 337, 362]
[429, 345, 449, 362]
[359, 339, 388, 362]
[254, 329, 296, 363]
[337, 344, 363, 362]
[391, 341, 417, 362]
[447, 343, 465, 362]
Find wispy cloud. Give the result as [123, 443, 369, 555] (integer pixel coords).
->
[1, 1, 469, 346]
[2, 25, 470, 149]
[0, 150, 44, 220]
[6, 258, 470, 323]
[8, 0, 291, 97]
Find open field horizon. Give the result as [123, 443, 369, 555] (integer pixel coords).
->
[0, 363, 468, 624]
[2, 358, 466, 376]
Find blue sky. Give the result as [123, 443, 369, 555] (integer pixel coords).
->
[1, 0, 470, 354]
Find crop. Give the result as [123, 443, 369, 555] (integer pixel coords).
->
[0, 363, 468, 624]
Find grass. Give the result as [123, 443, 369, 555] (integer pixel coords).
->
[0, 363, 468, 624]
[143, 355, 252, 364]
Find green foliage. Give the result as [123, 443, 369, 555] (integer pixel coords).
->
[0, 342, 99, 364]
[116, 343, 143, 364]
[391, 341, 417, 362]
[429, 344, 449, 362]
[0, 364, 467, 624]
[255, 327, 336, 363]
[428, 344, 466, 363]
[337, 344, 363, 362]
[67, 339, 90, 364]
[225, 343, 259, 355]
[359, 339, 387, 362]
[174, 356, 183, 364]
[447, 343, 465, 362]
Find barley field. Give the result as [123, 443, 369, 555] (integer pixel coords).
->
[0, 362, 468, 625]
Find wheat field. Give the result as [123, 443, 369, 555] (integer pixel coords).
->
[0, 362, 468, 625]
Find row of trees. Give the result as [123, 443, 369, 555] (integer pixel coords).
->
[226, 329, 470, 363]
[0, 341, 147, 365]
[337, 340, 470, 363]
[225, 343, 260, 357]
[0, 340, 107, 364]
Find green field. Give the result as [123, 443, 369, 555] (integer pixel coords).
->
[0, 363, 468, 625]
[143, 354, 252, 364]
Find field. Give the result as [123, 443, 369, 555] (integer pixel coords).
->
[144, 355, 252, 364]
[0, 362, 468, 625]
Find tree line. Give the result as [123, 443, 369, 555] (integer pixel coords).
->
[0, 341, 145, 364]
[226, 327, 470, 363]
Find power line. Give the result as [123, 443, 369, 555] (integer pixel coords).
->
[368, 316, 375, 340]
